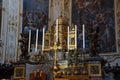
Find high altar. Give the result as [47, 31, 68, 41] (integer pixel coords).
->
[16, 14, 105, 80]
[14, 7, 105, 80]
[40, 15, 104, 80]
[0, 0, 120, 80]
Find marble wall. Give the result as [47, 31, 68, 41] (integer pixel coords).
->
[0, 0, 23, 63]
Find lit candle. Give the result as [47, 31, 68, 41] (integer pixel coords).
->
[83, 24, 85, 49]
[35, 29, 38, 52]
[68, 26, 69, 50]
[42, 27, 45, 54]
[56, 19, 58, 43]
[28, 30, 31, 53]
[75, 25, 77, 49]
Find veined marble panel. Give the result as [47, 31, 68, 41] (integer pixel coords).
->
[1, 0, 23, 63]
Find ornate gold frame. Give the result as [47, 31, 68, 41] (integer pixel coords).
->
[14, 66, 25, 79]
[88, 64, 102, 77]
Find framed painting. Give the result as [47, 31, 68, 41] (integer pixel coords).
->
[14, 66, 26, 79]
[22, 0, 49, 52]
[88, 64, 102, 77]
[72, 0, 116, 54]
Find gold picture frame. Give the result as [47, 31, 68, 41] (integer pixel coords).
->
[88, 64, 102, 76]
[14, 66, 25, 79]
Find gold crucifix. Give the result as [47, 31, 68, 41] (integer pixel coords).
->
[50, 42, 59, 66]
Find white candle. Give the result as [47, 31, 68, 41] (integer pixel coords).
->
[42, 27, 45, 54]
[35, 29, 38, 52]
[28, 30, 31, 52]
[83, 24, 85, 49]
[68, 26, 69, 50]
[56, 19, 58, 43]
[75, 25, 77, 49]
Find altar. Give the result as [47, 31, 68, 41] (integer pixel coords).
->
[16, 15, 105, 80]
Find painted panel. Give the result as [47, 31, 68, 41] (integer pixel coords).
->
[72, 0, 116, 53]
[22, 0, 49, 49]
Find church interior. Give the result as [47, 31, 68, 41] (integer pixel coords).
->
[0, 0, 120, 80]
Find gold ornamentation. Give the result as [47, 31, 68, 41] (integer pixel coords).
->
[14, 66, 25, 79]
[88, 64, 102, 76]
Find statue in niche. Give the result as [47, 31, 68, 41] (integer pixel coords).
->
[87, 27, 100, 56]
[18, 33, 29, 61]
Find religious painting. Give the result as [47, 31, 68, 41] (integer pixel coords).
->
[72, 0, 116, 53]
[14, 66, 25, 79]
[22, 0, 49, 47]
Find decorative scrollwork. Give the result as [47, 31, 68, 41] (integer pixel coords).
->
[18, 33, 29, 61]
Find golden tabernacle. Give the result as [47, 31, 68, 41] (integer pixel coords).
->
[43, 15, 69, 51]
[42, 15, 92, 80]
